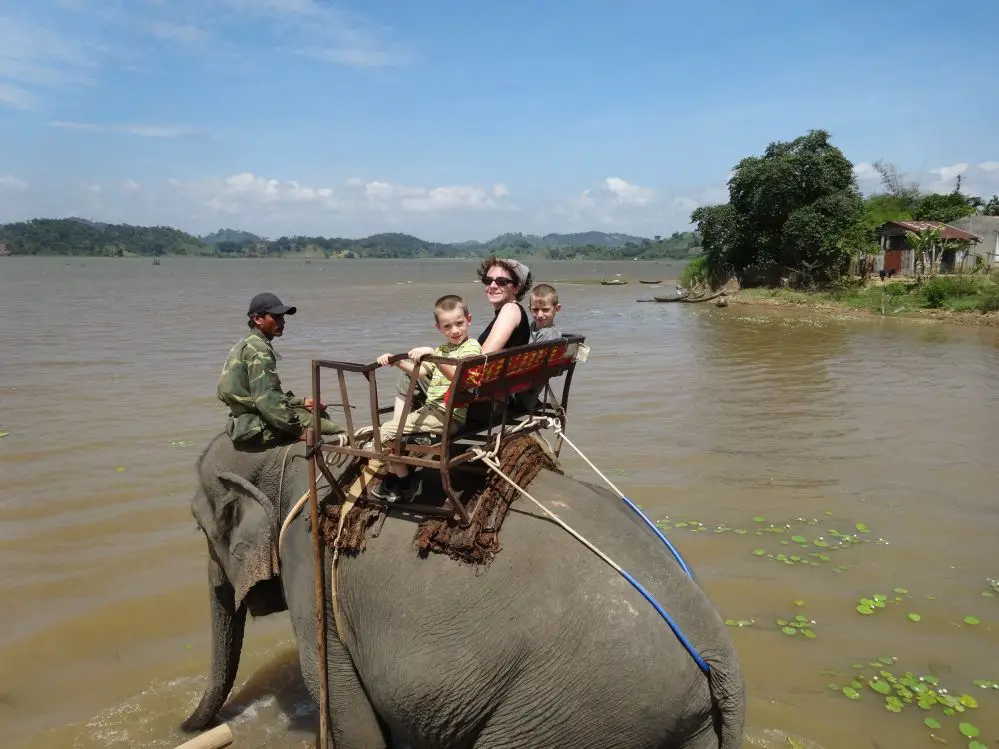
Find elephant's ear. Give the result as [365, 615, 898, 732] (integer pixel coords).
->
[191, 472, 279, 609]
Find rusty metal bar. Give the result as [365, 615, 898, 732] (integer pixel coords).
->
[306, 364, 332, 749]
[336, 369, 354, 447]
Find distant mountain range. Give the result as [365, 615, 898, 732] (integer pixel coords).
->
[0, 218, 701, 261]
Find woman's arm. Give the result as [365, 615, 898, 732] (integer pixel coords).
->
[479, 302, 521, 354]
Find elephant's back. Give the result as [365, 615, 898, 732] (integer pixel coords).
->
[339, 468, 730, 743]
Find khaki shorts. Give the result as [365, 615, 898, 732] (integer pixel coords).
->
[379, 404, 459, 444]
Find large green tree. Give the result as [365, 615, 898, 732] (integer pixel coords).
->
[690, 129, 864, 287]
[913, 191, 981, 223]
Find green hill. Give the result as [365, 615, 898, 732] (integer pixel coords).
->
[0, 218, 701, 261]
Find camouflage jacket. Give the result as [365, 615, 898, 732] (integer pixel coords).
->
[217, 328, 306, 445]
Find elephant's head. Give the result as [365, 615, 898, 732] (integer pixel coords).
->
[181, 436, 292, 732]
[192, 463, 282, 614]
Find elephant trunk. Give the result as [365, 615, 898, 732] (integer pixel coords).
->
[180, 552, 247, 733]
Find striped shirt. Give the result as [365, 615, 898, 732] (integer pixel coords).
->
[425, 337, 482, 422]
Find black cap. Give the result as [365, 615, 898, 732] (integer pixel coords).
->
[247, 292, 297, 317]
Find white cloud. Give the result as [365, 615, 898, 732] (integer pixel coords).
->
[492, 183, 509, 198]
[978, 161, 999, 173]
[131, 0, 414, 69]
[0, 175, 29, 191]
[539, 176, 693, 233]
[149, 22, 210, 45]
[602, 177, 656, 207]
[165, 172, 516, 221]
[296, 46, 411, 69]
[0, 17, 97, 110]
[0, 81, 39, 111]
[122, 179, 141, 193]
[928, 162, 968, 184]
[853, 162, 878, 180]
[47, 122, 203, 138]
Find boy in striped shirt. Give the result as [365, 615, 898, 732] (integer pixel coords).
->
[373, 294, 482, 501]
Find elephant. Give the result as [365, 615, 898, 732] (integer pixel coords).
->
[181, 431, 746, 748]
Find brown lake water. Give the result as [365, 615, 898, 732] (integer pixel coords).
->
[1, 256, 997, 749]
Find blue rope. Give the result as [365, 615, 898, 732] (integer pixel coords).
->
[615, 496, 708, 674]
[620, 495, 697, 580]
[617, 566, 711, 675]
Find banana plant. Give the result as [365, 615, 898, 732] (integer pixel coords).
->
[905, 226, 942, 278]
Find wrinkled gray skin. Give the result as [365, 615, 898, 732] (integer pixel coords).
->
[181, 433, 746, 749]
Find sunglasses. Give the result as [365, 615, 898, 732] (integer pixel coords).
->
[482, 275, 516, 287]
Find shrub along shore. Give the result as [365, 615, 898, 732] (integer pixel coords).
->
[729, 274, 999, 328]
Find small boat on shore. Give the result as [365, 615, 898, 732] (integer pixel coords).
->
[639, 279, 661, 284]
[601, 279, 628, 286]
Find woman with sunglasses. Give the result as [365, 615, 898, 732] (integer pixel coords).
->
[387, 256, 533, 418]
[475, 256, 533, 353]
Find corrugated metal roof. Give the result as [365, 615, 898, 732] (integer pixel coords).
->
[877, 220, 982, 242]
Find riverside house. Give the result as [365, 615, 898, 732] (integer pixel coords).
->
[874, 220, 982, 275]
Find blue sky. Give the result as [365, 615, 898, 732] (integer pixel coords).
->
[1, 0, 997, 242]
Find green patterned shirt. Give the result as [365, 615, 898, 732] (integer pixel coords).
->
[424, 337, 482, 423]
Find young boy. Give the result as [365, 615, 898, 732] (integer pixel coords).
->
[529, 283, 563, 342]
[372, 294, 482, 501]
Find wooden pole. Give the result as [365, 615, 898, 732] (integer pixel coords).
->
[306, 423, 332, 749]
[172, 723, 233, 749]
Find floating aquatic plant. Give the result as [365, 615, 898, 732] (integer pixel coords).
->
[826, 658, 995, 746]
[655, 513, 887, 574]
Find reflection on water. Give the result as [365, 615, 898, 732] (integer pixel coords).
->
[1, 257, 998, 749]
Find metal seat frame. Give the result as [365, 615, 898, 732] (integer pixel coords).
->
[302, 335, 587, 527]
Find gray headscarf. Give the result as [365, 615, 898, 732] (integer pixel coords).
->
[501, 258, 530, 286]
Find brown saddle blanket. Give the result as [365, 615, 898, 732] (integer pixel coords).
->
[316, 432, 562, 566]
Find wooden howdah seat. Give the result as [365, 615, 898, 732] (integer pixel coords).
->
[302, 335, 587, 527]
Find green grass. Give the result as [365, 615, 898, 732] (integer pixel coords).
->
[741, 276, 999, 316]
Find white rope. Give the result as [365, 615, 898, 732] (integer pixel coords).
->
[542, 418, 627, 500]
[469, 448, 629, 578]
[276, 431, 351, 553]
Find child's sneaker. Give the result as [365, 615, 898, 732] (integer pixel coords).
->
[397, 474, 423, 502]
[370, 474, 401, 502]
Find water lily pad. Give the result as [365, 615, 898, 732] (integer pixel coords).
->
[963, 616, 980, 625]
[907, 613, 921, 622]
[802, 628, 816, 639]
[893, 587, 908, 595]
[924, 717, 941, 729]
[958, 722, 980, 738]
[752, 516, 765, 523]
[751, 548, 765, 556]
[781, 626, 797, 636]
[0, 431, 9, 438]
[968, 742, 986, 749]
[855, 522, 869, 532]
[959, 694, 978, 708]
[841, 686, 860, 700]
[116, 466, 126, 472]
[857, 604, 874, 615]
[869, 680, 891, 695]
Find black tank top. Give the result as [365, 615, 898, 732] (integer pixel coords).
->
[477, 303, 531, 349]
